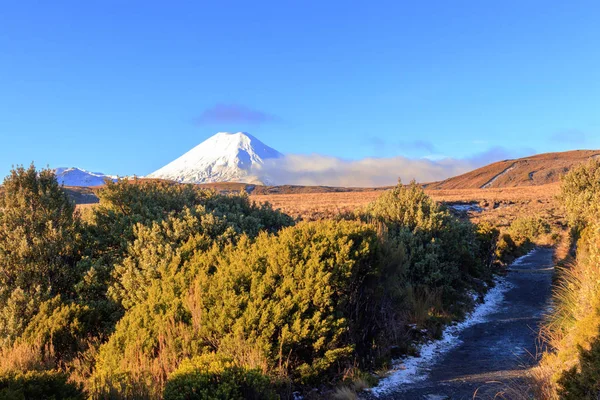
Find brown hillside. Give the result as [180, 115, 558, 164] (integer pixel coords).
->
[427, 150, 600, 190]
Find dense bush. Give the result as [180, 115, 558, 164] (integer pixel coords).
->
[494, 233, 522, 264]
[560, 159, 600, 228]
[108, 198, 293, 310]
[90, 220, 399, 396]
[89, 183, 495, 397]
[0, 165, 82, 346]
[475, 222, 500, 271]
[488, 216, 552, 266]
[186, 221, 391, 382]
[366, 182, 492, 307]
[558, 333, 600, 399]
[20, 297, 91, 364]
[85, 184, 295, 397]
[508, 216, 551, 243]
[0, 370, 84, 400]
[163, 354, 277, 400]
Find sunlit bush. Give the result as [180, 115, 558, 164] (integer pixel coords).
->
[0, 370, 84, 400]
[163, 353, 277, 400]
[508, 216, 551, 243]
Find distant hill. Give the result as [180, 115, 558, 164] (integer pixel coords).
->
[426, 150, 600, 190]
[64, 186, 100, 204]
[55, 167, 117, 187]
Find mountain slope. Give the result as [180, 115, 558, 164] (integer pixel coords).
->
[427, 150, 600, 189]
[147, 132, 282, 184]
[55, 167, 116, 187]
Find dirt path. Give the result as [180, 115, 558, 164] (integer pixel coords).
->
[370, 247, 554, 399]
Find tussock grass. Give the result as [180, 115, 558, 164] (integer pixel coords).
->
[531, 224, 600, 398]
[332, 386, 358, 400]
[0, 340, 56, 374]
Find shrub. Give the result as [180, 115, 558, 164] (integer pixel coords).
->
[91, 219, 394, 395]
[21, 297, 91, 365]
[475, 221, 500, 269]
[366, 181, 444, 232]
[74, 179, 217, 334]
[87, 190, 294, 398]
[77, 181, 294, 340]
[87, 179, 292, 261]
[163, 354, 277, 400]
[186, 221, 394, 383]
[508, 216, 551, 244]
[494, 233, 522, 264]
[366, 182, 492, 306]
[0, 165, 82, 345]
[108, 199, 293, 310]
[558, 334, 600, 399]
[0, 370, 85, 400]
[560, 159, 600, 228]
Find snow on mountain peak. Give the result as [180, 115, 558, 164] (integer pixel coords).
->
[55, 167, 117, 187]
[147, 132, 282, 184]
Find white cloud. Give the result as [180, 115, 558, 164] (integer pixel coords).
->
[254, 154, 471, 187]
[253, 147, 535, 187]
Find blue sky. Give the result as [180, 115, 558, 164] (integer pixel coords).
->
[1, 1, 599, 179]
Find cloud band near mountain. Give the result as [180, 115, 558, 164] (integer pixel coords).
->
[253, 154, 470, 186]
[253, 147, 532, 187]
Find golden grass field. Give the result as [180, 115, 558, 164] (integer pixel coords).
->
[250, 183, 563, 225]
[75, 182, 564, 231]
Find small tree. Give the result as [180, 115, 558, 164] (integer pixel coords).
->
[560, 159, 600, 228]
[366, 181, 490, 300]
[0, 164, 81, 343]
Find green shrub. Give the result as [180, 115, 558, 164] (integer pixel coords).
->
[558, 333, 600, 399]
[366, 181, 444, 232]
[163, 354, 277, 400]
[21, 297, 91, 365]
[187, 220, 396, 383]
[560, 159, 600, 228]
[475, 221, 500, 269]
[0, 165, 82, 345]
[87, 189, 294, 397]
[366, 182, 492, 306]
[493, 216, 553, 266]
[0, 370, 85, 400]
[74, 179, 224, 337]
[77, 180, 294, 340]
[91, 219, 395, 393]
[87, 179, 292, 262]
[495, 233, 523, 264]
[108, 199, 293, 310]
[508, 216, 551, 243]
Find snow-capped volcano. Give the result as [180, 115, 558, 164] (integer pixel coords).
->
[147, 132, 282, 184]
[55, 168, 117, 187]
